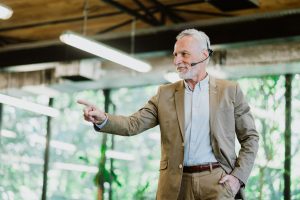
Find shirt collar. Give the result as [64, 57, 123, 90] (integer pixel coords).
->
[184, 74, 209, 92]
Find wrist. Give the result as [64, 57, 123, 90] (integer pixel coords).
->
[94, 113, 107, 124]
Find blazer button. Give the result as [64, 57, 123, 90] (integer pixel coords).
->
[179, 164, 183, 169]
[182, 143, 184, 147]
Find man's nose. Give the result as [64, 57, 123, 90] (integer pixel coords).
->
[174, 56, 182, 65]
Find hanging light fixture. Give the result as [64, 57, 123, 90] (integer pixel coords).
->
[60, 31, 152, 73]
[0, 93, 59, 117]
[0, 3, 13, 20]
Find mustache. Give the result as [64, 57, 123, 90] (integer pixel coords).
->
[176, 65, 189, 72]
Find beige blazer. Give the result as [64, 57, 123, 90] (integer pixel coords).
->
[97, 76, 259, 200]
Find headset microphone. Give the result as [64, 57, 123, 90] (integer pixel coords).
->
[190, 41, 213, 67]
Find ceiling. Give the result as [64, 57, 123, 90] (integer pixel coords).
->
[1, 0, 300, 68]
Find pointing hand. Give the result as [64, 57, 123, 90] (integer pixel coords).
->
[77, 99, 106, 124]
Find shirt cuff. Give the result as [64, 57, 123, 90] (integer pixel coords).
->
[94, 114, 108, 129]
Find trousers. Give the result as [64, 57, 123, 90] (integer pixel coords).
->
[177, 167, 235, 200]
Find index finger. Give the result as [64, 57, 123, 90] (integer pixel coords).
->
[77, 99, 94, 107]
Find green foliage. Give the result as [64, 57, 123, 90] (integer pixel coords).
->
[2, 77, 300, 200]
[79, 155, 90, 164]
[239, 75, 300, 200]
[133, 181, 150, 200]
[93, 165, 105, 186]
[93, 165, 122, 187]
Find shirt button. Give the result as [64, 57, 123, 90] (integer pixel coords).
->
[179, 164, 183, 169]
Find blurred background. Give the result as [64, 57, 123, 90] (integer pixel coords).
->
[1, 0, 300, 199]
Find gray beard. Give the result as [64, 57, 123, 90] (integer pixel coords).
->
[178, 67, 198, 80]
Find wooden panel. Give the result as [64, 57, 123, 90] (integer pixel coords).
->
[0, 0, 300, 53]
[0, 0, 300, 67]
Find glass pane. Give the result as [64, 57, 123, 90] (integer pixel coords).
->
[1, 95, 49, 200]
[109, 85, 160, 199]
[238, 76, 286, 199]
[46, 90, 105, 200]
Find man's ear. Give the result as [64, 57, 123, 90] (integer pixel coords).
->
[202, 49, 209, 58]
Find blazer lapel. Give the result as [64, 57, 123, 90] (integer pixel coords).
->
[175, 80, 185, 141]
[209, 76, 219, 134]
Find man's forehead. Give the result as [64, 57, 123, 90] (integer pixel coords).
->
[173, 42, 185, 52]
[173, 49, 190, 54]
[174, 39, 195, 50]
[177, 35, 196, 42]
[176, 36, 198, 47]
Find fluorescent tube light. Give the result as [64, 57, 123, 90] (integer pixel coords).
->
[0, 4, 13, 20]
[2, 154, 44, 165]
[106, 150, 134, 161]
[1, 155, 98, 173]
[60, 31, 151, 73]
[0, 93, 59, 117]
[53, 162, 98, 173]
[29, 135, 76, 152]
[1, 129, 17, 138]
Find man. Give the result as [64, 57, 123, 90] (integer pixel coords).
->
[78, 29, 259, 200]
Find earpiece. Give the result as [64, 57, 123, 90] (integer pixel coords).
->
[190, 40, 213, 67]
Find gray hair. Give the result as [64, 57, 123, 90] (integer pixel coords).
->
[176, 29, 211, 50]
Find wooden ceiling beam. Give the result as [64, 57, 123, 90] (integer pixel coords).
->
[172, 8, 234, 17]
[97, 19, 133, 34]
[0, 1, 205, 33]
[0, 36, 33, 46]
[150, 0, 185, 23]
[101, 0, 161, 26]
[165, 0, 205, 8]
[0, 11, 123, 32]
[133, 0, 160, 25]
[1, 9, 300, 68]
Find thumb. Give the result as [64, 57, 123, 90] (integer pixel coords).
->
[219, 175, 229, 184]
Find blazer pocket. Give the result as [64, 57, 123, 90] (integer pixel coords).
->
[159, 160, 168, 171]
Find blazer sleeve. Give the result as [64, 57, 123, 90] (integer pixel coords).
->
[94, 87, 160, 136]
[231, 83, 259, 185]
